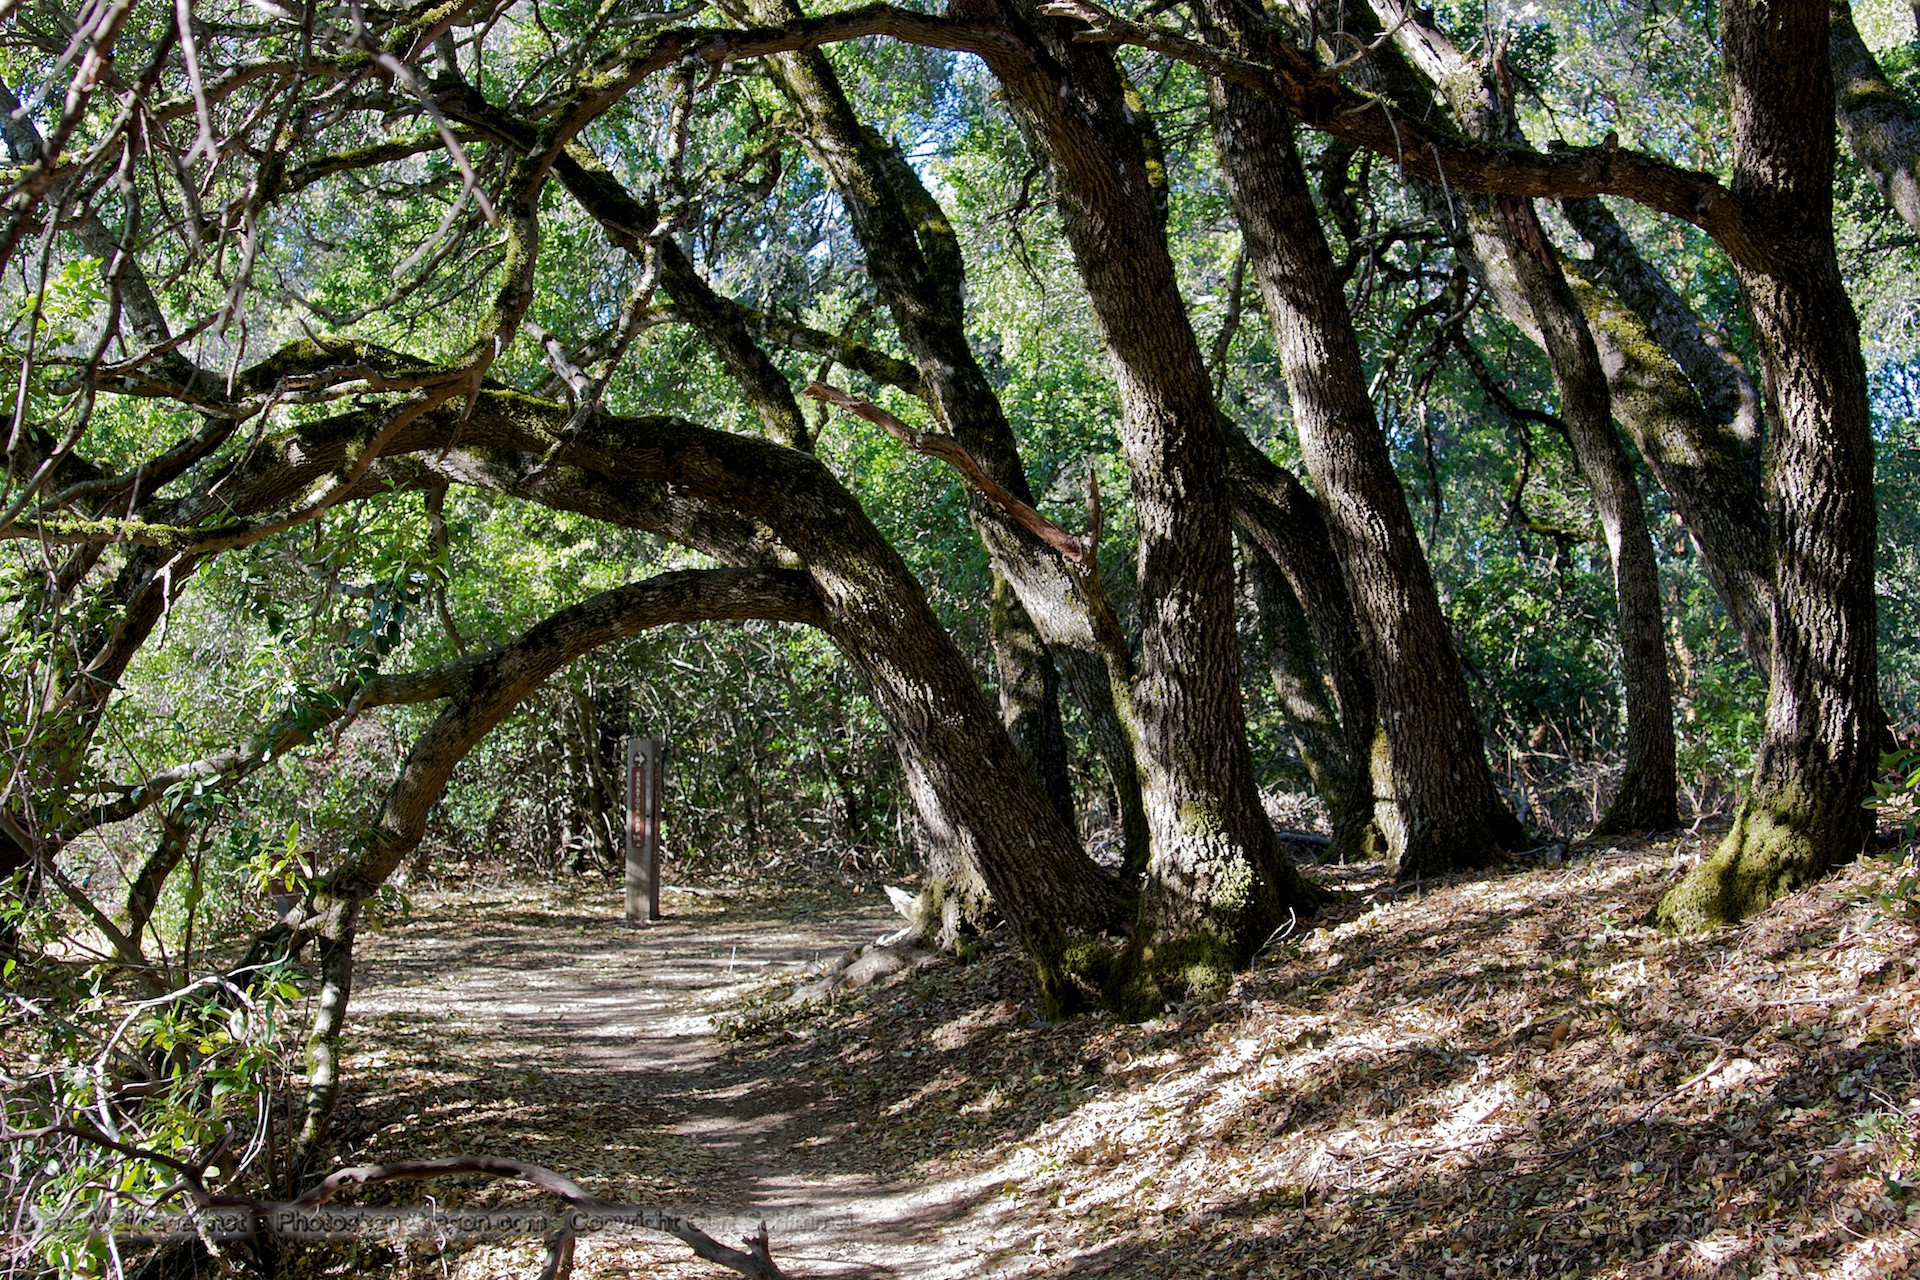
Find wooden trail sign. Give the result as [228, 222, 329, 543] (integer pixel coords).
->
[625, 736, 664, 924]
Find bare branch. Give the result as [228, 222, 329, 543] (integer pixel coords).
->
[803, 381, 1093, 568]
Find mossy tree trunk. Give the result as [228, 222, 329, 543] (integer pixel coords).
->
[1657, 0, 1880, 928]
[1832, 0, 1920, 235]
[976, 0, 1318, 1004]
[1560, 198, 1775, 677]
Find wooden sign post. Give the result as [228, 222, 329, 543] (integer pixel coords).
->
[624, 736, 664, 924]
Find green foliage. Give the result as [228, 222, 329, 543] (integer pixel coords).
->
[6, 962, 307, 1272]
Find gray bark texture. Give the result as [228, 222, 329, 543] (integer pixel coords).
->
[1204, 0, 1525, 876]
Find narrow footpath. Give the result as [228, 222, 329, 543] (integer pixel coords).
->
[340, 882, 1038, 1278]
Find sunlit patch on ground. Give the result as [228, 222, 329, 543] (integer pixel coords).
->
[333, 836, 1920, 1278]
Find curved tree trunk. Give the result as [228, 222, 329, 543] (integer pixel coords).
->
[1314, 0, 1677, 835]
[1658, 0, 1880, 927]
[1451, 208, 1677, 833]
[1563, 272, 1777, 675]
[300, 392, 1127, 989]
[1833, 0, 1920, 234]
[1202, 17, 1524, 877]
[755, 21, 1139, 861]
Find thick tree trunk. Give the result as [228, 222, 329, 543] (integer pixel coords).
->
[974, 0, 1318, 1003]
[1658, 0, 1880, 927]
[1202, 23, 1524, 877]
[610, 146, 1093, 901]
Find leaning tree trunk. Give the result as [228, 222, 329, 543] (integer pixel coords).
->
[976, 0, 1318, 1003]
[1242, 545, 1364, 847]
[1832, 0, 1920, 235]
[1560, 197, 1776, 676]
[1223, 427, 1381, 864]
[1308, 0, 1678, 835]
[756, 19, 1138, 857]
[1202, 18, 1524, 877]
[1447, 202, 1677, 833]
[1657, 0, 1880, 927]
[1488, 224, 1678, 834]
[1387, 18, 1678, 834]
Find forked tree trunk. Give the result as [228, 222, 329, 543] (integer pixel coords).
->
[976, 0, 1318, 1003]
[756, 20, 1137, 857]
[1202, 20, 1524, 876]
[1313, 0, 1678, 835]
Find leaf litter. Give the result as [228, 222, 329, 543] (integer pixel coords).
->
[327, 827, 1920, 1278]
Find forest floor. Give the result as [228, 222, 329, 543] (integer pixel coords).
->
[327, 821, 1920, 1279]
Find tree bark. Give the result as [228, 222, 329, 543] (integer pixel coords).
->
[656, 237, 816, 452]
[1657, 0, 1880, 927]
[970, 0, 1318, 1002]
[1832, 0, 1920, 234]
[1309, 0, 1677, 833]
[754, 18, 1137, 856]
[1203, 7, 1524, 876]
[1222, 427, 1381, 864]
[1562, 270, 1776, 674]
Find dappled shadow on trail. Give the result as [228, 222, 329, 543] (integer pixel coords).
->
[338, 882, 1035, 1277]
[334, 836, 1920, 1279]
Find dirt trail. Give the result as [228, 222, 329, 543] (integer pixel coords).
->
[327, 845, 1920, 1280]
[340, 883, 1034, 1278]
